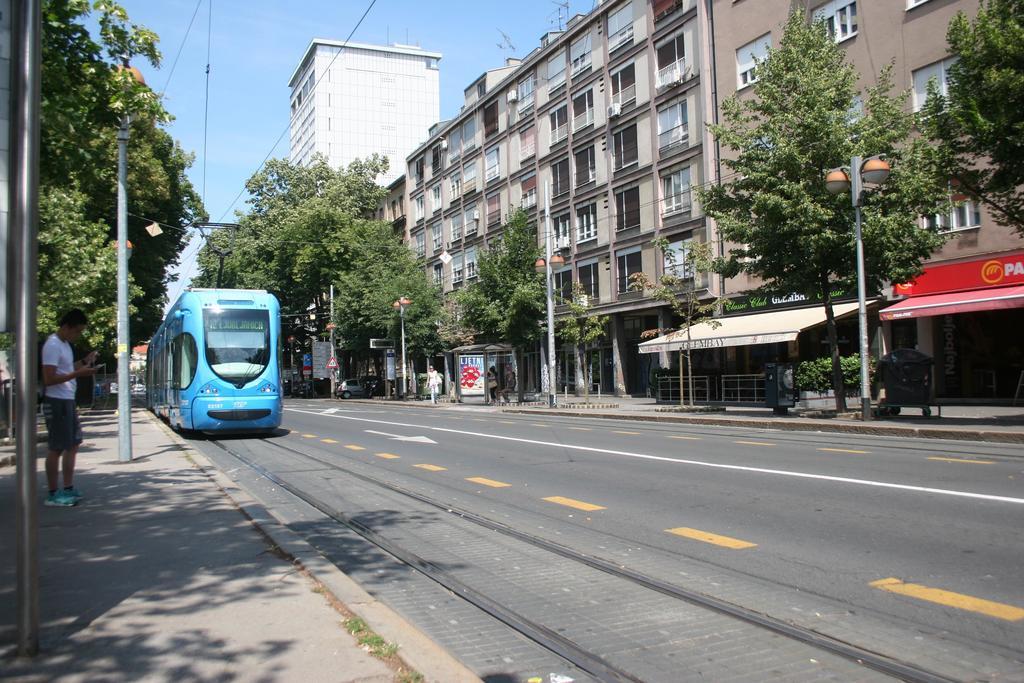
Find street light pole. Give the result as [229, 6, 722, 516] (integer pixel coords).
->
[393, 297, 411, 398]
[543, 185, 557, 408]
[116, 97, 132, 463]
[329, 285, 336, 399]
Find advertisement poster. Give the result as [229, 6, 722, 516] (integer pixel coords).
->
[459, 354, 484, 396]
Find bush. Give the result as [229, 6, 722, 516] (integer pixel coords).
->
[795, 355, 874, 393]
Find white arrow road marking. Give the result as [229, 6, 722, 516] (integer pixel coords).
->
[365, 429, 438, 445]
[283, 408, 1024, 506]
[322, 408, 340, 415]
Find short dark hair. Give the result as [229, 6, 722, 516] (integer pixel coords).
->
[58, 309, 88, 328]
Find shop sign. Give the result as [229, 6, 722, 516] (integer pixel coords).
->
[895, 250, 1024, 296]
[940, 314, 960, 396]
[723, 288, 852, 316]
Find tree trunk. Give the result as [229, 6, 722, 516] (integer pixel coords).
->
[821, 283, 847, 412]
[516, 347, 525, 403]
[580, 344, 590, 404]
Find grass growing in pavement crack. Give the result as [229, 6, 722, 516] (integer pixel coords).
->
[345, 617, 401, 658]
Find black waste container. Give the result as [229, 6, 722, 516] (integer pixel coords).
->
[879, 349, 934, 406]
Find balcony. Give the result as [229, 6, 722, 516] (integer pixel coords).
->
[571, 54, 591, 77]
[611, 84, 636, 109]
[608, 25, 634, 52]
[520, 140, 536, 161]
[521, 191, 537, 209]
[572, 109, 594, 132]
[548, 71, 566, 92]
[486, 165, 501, 182]
[662, 190, 693, 216]
[550, 123, 568, 145]
[517, 92, 535, 114]
[487, 210, 501, 226]
[656, 59, 689, 89]
[658, 123, 689, 150]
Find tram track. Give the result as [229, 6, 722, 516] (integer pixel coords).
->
[209, 434, 959, 683]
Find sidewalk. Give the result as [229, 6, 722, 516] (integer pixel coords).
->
[0, 409, 479, 682]
[352, 396, 1024, 445]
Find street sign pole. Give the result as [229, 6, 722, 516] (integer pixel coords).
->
[329, 285, 336, 399]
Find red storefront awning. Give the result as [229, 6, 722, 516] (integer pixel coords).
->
[879, 285, 1024, 320]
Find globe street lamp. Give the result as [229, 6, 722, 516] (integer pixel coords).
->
[393, 297, 412, 398]
[825, 155, 891, 421]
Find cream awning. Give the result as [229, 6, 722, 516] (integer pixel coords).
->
[638, 302, 860, 353]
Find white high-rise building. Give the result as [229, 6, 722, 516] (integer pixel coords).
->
[288, 40, 441, 185]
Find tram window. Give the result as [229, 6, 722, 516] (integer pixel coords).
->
[179, 333, 199, 389]
[203, 309, 271, 387]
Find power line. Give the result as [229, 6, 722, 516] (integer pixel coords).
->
[159, 0, 204, 97]
[202, 0, 213, 206]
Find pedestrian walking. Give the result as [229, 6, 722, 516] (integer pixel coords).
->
[427, 365, 441, 404]
[501, 363, 517, 404]
[41, 309, 97, 507]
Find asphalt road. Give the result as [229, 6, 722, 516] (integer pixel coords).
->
[193, 399, 1024, 682]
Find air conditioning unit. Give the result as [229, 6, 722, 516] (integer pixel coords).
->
[470, 209, 480, 221]
[557, 235, 571, 250]
[506, 90, 518, 103]
[608, 103, 622, 118]
[439, 138, 448, 150]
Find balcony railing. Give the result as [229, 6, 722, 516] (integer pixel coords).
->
[608, 25, 634, 52]
[487, 210, 501, 226]
[550, 123, 568, 145]
[521, 191, 537, 208]
[548, 71, 566, 91]
[656, 59, 688, 88]
[517, 92, 535, 113]
[611, 84, 636, 108]
[486, 165, 500, 182]
[662, 190, 692, 216]
[571, 54, 591, 77]
[658, 123, 689, 150]
[520, 140, 536, 160]
[573, 109, 594, 132]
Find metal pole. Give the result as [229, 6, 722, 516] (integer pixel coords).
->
[851, 155, 871, 422]
[399, 305, 408, 399]
[544, 184, 556, 408]
[13, 0, 42, 657]
[116, 113, 133, 461]
[329, 285, 336, 399]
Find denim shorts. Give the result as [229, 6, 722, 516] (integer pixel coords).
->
[43, 397, 83, 452]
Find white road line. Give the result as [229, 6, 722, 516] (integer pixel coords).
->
[284, 408, 1024, 505]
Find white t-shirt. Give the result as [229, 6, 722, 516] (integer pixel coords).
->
[42, 333, 76, 400]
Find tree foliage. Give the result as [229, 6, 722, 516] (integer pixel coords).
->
[697, 11, 947, 411]
[921, 0, 1024, 234]
[38, 0, 203, 350]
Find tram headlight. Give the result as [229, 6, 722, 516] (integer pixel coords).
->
[199, 382, 220, 395]
[257, 381, 276, 394]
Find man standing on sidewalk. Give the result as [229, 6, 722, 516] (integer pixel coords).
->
[41, 309, 97, 507]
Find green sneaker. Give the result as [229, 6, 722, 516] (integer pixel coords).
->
[64, 487, 83, 502]
[44, 491, 76, 507]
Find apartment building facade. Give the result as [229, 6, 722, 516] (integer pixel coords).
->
[400, 0, 1019, 402]
[289, 40, 441, 186]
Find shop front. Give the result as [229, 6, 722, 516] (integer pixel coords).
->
[880, 251, 1024, 401]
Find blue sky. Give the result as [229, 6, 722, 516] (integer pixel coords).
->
[113, 0, 596, 304]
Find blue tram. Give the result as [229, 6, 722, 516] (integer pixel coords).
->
[147, 289, 282, 433]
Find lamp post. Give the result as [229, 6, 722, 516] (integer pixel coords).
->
[826, 155, 891, 421]
[393, 297, 411, 398]
[534, 184, 564, 408]
[116, 62, 145, 463]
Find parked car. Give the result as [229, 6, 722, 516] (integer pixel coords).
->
[335, 378, 369, 399]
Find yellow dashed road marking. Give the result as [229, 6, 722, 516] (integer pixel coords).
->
[568, 427, 592, 431]
[344, 444, 365, 451]
[499, 420, 516, 424]
[321, 438, 338, 444]
[466, 477, 511, 488]
[374, 452, 400, 459]
[414, 463, 447, 471]
[928, 456, 994, 465]
[870, 578, 1024, 622]
[612, 430, 641, 435]
[543, 496, 605, 511]
[668, 435, 701, 441]
[302, 434, 317, 438]
[666, 527, 757, 550]
[818, 447, 869, 454]
[735, 440, 774, 447]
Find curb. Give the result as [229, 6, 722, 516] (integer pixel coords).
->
[147, 413, 481, 683]
[502, 409, 1024, 445]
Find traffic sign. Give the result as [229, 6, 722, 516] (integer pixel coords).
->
[326, 357, 338, 370]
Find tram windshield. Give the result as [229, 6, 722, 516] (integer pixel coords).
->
[203, 308, 271, 387]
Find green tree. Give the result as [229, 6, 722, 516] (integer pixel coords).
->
[921, 0, 1024, 234]
[698, 11, 947, 411]
[629, 239, 721, 407]
[557, 282, 608, 404]
[457, 209, 545, 399]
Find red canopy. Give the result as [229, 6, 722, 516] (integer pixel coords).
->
[879, 284, 1024, 321]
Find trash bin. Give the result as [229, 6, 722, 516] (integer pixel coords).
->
[765, 362, 796, 414]
[879, 349, 934, 412]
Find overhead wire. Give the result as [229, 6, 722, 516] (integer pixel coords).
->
[158, 0, 205, 97]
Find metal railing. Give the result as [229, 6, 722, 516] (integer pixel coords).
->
[573, 109, 594, 132]
[609, 25, 634, 52]
[656, 59, 688, 88]
[612, 85, 636, 108]
[550, 123, 568, 145]
[658, 123, 689, 150]
[722, 374, 765, 403]
[657, 374, 711, 403]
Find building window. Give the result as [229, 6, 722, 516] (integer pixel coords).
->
[737, 33, 770, 89]
[451, 213, 463, 243]
[656, 31, 687, 88]
[521, 175, 537, 208]
[550, 105, 569, 145]
[554, 213, 571, 245]
[608, 3, 634, 52]
[520, 127, 536, 160]
[576, 203, 597, 242]
[414, 231, 426, 257]
[612, 125, 638, 170]
[610, 63, 636, 108]
[547, 49, 566, 91]
[814, 1, 858, 43]
[466, 247, 478, 279]
[615, 186, 641, 231]
[554, 268, 573, 301]
[483, 101, 499, 137]
[463, 161, 478, 194]
[465, 206, 479, 236]
[414, 157, 425, 183]
[662, 166, 692, 215]
[574, 146, 595, 186]
[664, 239, 692, 279]
[517, 73, 536, 111]
[463, 116, 477, 152]
[578, 260, 599, 300]
[452, 251, 464, 283]
[487, 193, 501, 226]
[431, 145, 443, 173]
[552, 158, 571, 198]
[912, 58, 956, 112]
[431, 184, 442, 213]
[432, 223, 443, 252]
[928, 200, 981, 233]
[572, 90, 594, 131]
[616, 247, 642, 293]
[449, 171, 462, 199]
[485, 147, 501, 182]
[433, 262, 443, 286]
[570, 32, 592, 76]
[414, 196, 424, 221]
[657, 100, 688, 150]
[447, 126, 462, 162]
